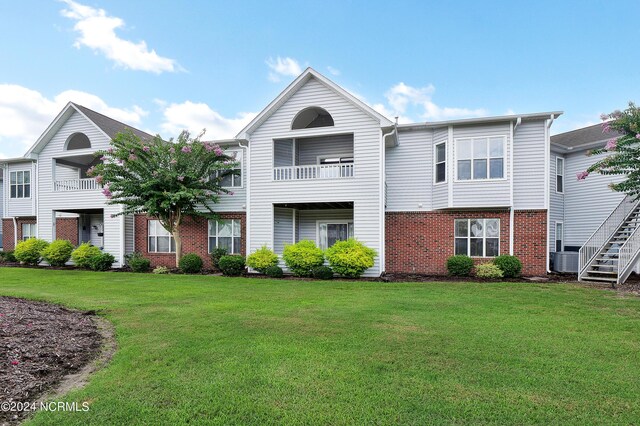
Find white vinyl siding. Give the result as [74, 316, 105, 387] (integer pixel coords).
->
[248, 77, 383, 277]
[454, 218, 500, 257]
[549, 148, 565, 251]
[10, 170, 31, 199]
[513, 120, 547, 210]
[208, 219, 241, 254]
[273, 207, 295, 254]
[386, 129, 432, 211]
[22, 223, 37, 240]
[7, 162, 35, 217]
[555, 221, 564, 252]
[431, 128, 449, 209]
[148, 220, 175, 253]
[556, 157, 564, 193]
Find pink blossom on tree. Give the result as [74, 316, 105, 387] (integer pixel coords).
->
[576, 171, 589, 180]
[605, 138, 618, 151]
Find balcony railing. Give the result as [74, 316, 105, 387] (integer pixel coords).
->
[273, 164, 354, 181]
[54, 178, 99, 192]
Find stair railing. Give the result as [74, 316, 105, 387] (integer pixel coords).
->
[578, 194, 640, 280]
[617, 222, 640, 285]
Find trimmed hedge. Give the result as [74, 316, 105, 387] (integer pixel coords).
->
[493, 255, 522, 278]
[210, 247, 227, 270]
[446, 255, 473, 276]
[247, 246, 279, 273]
[325, 239, 376, 278]
[312, 266, 334, 280]
[264, 265, 284, 278]
[282, 240, 324, 277]
[218, 255, 245, 276]
[88, 252, 115, 271]
[0, 250, 17, 263]
[179, 253, 204, 274]
[476, 262, 504, 279]
[71, 243, 102, 269]
[127, 252, 151, 273]
[42, 239, 74, 266]
[14, 238, 49, 266]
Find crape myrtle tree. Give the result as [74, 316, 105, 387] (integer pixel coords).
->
[88, 130, 238, 267]
[580, 102, 640, 198]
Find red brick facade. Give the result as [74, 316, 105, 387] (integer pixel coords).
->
[55, 218, 79, 246]
[2, 217, 37, 251]
[385, 209, 547, 276]
[133, 213, 246, 269]
[2, 217, 80, 250]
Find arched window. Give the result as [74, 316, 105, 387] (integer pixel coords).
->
[291, 107, 334, 130]
[65, 133, 91, 150]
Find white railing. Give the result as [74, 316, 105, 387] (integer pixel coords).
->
[617, 224, 640, 285]
[54, 178, 99, 192]
[273, 164, 354, 181]
[578, 194, 640, 279]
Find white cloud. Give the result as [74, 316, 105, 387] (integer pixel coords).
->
[0, 83, 147, 158]
[266, 57, 302, 82]
[382, 82, 487, 122]
[160, 101, 256, 140]
[327, 66, 341, 76]
[60, 0, 181, 74]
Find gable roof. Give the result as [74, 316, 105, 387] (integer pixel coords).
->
[25, 102, 153, 157]
[236, 67, 393, 139]
[551, 122, 622, 151]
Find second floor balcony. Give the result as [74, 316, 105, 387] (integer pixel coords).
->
[52, 153, 101, 192]
[54, 177, 100, 192]
[273, 134, 354, 182]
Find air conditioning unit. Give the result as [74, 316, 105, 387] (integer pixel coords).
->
[554, 252, 579, 273]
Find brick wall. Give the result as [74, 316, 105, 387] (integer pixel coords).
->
[133, 213, 246, 269]
[55, 218, 79, 246]
[385, 209, 547, 276]
[1, 217, 37, 251]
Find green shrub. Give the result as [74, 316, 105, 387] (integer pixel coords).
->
[475, 262, 504, 279]
[179, 253, 203, 274]
[0, 250, 16, 262]
[126, 252, 151, 273]
[153, 266, 170, 274]
[247, 245, 279, 273]
[71, 243, 102, 269]
[14, 238, 49, 266]
[493, 255, 522, 278]
[446, 255, 473, 276]
[210, 247, 227, 270]
[41, 240, 74, 266]
[88, 252, 115, 271]
[264, 265, 284, 278]
[312, 266, 334, 280]
[218, 255, 245, 276]
[282, 240, 324, 277]
[325, 239, 376, 278]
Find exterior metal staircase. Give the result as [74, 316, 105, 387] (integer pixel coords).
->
[579, 195, 640, 285]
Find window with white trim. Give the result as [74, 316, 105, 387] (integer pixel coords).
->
[556, 157, 564, 193]
[209, 219, 241, 254]
[454, 219, 500, 257]
[22, 223, 37, 241]
[10, 171, 31, 198]
[148, 220, 175, 253]
[434, 142, 446, 183]
[318, 221, 354, 250]
[218, 150, 242, 188]
[555, 222, 564, 252]
[457, 137, 505, 180]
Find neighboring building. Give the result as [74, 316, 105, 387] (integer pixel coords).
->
[4, 67, 624, 280]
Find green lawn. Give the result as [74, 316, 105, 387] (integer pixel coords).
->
[2, 268, 640, 425]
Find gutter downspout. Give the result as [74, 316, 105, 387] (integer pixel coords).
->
[238, 139, 250, 256]
[545, 114, 555, 273]
[509, 117, 521, 256]
[13, 217, 18, 248]
[380, 125, 397, 276]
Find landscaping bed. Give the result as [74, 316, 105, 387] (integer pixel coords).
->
[0, 297, 102, 425]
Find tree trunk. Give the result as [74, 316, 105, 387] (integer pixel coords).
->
[173, 227, 182, 268]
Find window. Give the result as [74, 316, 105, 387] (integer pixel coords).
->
[434, 142, 446, 183]
[555, 222, 564, 252]
[10, 171, 31, 198]
[22, 223, 37, 241]
[292, 107, 334, 129]
[319, 157, 353, 165]
[148, 220, 175, 253]
[66, 132, 91, 150]
[318, 221, 354, 250]
[215, 150, 242, 188]
[454, 219, 500, 257]
[456, 137, 505, 180]
[556, 157, 564, 193]
[209, 219, 241, 254]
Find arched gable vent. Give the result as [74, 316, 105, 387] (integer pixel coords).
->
[65, 132, 91, 150]
[291, 107, 334, 130]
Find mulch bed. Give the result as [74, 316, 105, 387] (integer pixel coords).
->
[0, 297, 101, 425]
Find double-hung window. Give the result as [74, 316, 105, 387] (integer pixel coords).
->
[454, 219, 500, 257]
[555, 222, 564, 252]
[148, 220, 175, 253]
[434, 142, 446, 183]
[556, 157, 564, 193]
[318, 221, 354, 250]
[214, 150, 242, 188]
[10, 170, 31, 198]
[209, 219, 241, 254]
[22, 223, 37, 241]
[457, 137, 505, 180]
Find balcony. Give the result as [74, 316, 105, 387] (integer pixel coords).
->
[54, 178, 99, 192]
[274, 164, 354, 181]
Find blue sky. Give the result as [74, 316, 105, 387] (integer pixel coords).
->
[1, 0, 638, 158]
